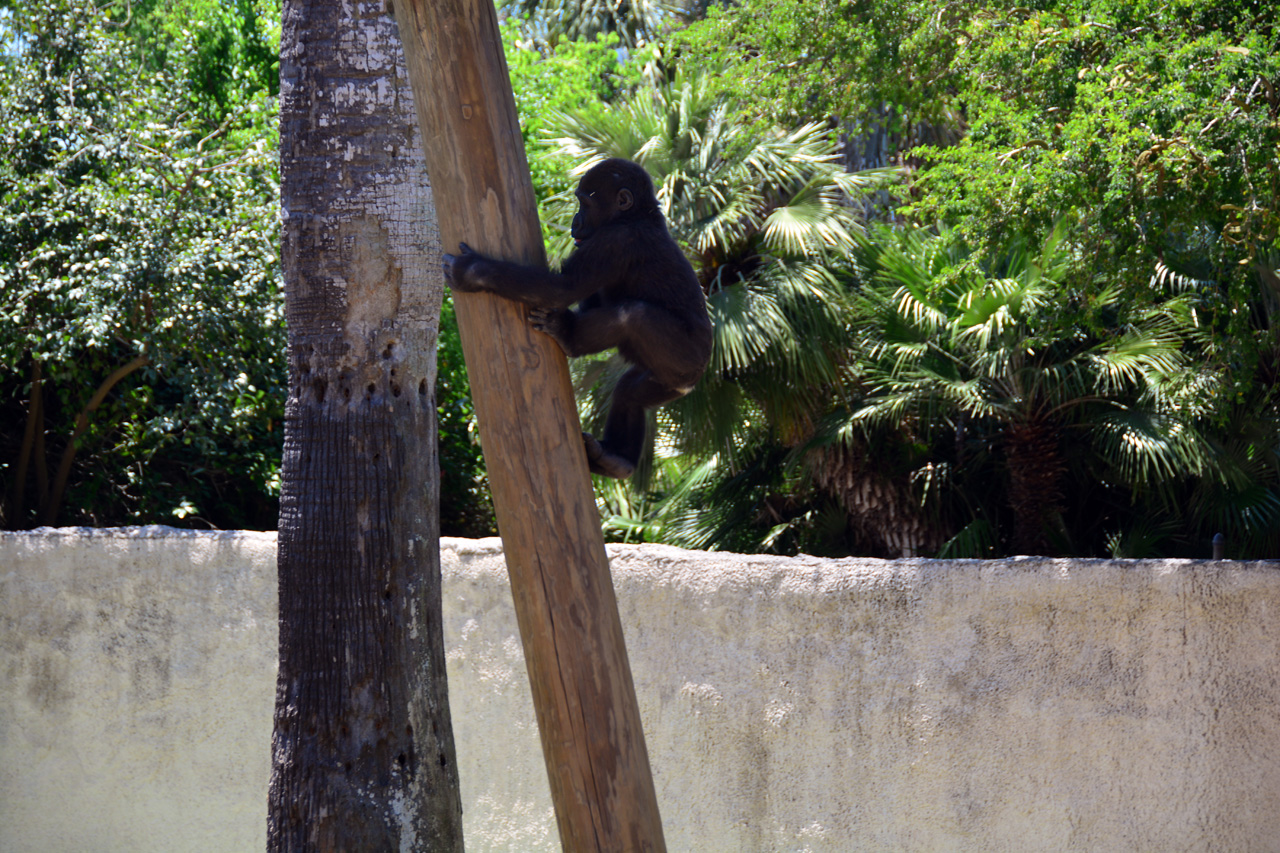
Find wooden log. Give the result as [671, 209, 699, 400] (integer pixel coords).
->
[389, 1, 666, 850]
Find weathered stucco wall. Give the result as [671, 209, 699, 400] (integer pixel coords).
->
[3, 529, 1279, 852]
[0, 528, 278, 852]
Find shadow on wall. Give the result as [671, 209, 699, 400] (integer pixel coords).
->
[3, 528, 1279, 852]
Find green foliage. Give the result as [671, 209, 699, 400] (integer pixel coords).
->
[10, 0, 1266, 554]
[847, 223, 1223, 555]
[0, 0, 283, 529]
[910, 5, 1279, 258]
[671, 0, 951, 128]
[498, 0, 678, 49]
[900, 2, 1280, 556]
[127, 0, 282, 117]
[500, 16, 653, 233]
[436, 295, 496, 537]
[677, 1, 1280, 290]
[658, 0, 1280, 557]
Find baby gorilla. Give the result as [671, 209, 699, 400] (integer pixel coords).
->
[443, 158, 712, 479]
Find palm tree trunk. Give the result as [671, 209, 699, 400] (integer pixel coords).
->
[811, 442, 945, 557]
[267, 0, 463, 848]
[1005, 421, 1065, 556]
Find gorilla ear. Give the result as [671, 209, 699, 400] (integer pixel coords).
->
[617, 188, 634, 211]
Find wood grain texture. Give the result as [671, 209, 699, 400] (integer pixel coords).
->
[389, 1, 666, 850]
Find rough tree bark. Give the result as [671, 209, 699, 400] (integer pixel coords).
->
[267, 0, 463, 849]
[390, 1, 666, 850]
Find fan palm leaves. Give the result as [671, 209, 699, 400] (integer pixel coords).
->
[540, 72, 899, 551]
[545, 72, 889, 450]
[847, 222, 1214, 554]
[539, 75, 1255, 557]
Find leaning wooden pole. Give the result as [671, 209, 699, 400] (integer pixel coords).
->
[390, 2, 666, 850]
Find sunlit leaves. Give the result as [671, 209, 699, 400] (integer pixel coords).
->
[497, 0, 676, 49]
[0, 0, 283, 528]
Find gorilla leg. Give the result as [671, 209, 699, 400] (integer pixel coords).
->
[533, 300, 709, 384]
[585, 367, 685, 479]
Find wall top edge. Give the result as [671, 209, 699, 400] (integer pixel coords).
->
[0, 525, 277, 541]
[3, 529, 1276, 570]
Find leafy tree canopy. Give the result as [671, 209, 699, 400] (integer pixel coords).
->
[0, 0, 283, 529]
[672, 0, 950, 128]
[679, 1, 1279, 296]
[659, 0, 1279, 557]
[501, 16, 654, 215]
[899, 2, 1280, 507]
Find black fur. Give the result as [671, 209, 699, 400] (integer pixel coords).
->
[443, 158, 713, 478]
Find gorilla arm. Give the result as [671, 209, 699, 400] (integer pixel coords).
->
[442, 242, 606, 310]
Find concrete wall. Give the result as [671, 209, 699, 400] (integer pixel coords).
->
[3, 529, 1279, 852]
[0, 528, 277, 852]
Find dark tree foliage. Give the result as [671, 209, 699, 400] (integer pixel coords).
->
[0, 0, 283, 529]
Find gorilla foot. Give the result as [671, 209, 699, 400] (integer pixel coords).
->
[528, 307, 571, 355]
[582, 432, 635, 479]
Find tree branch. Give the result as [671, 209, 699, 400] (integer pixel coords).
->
[42, 354, 150, 525]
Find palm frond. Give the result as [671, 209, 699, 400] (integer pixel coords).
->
[1089, 409, 1213, 486]
[936, 518, 999, 558]
[761, 179, 861, 257]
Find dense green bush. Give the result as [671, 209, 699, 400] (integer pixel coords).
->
[0, 0, 283, 529]
[615, 0, 1280, 557]
[435, 297, 496, 537]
